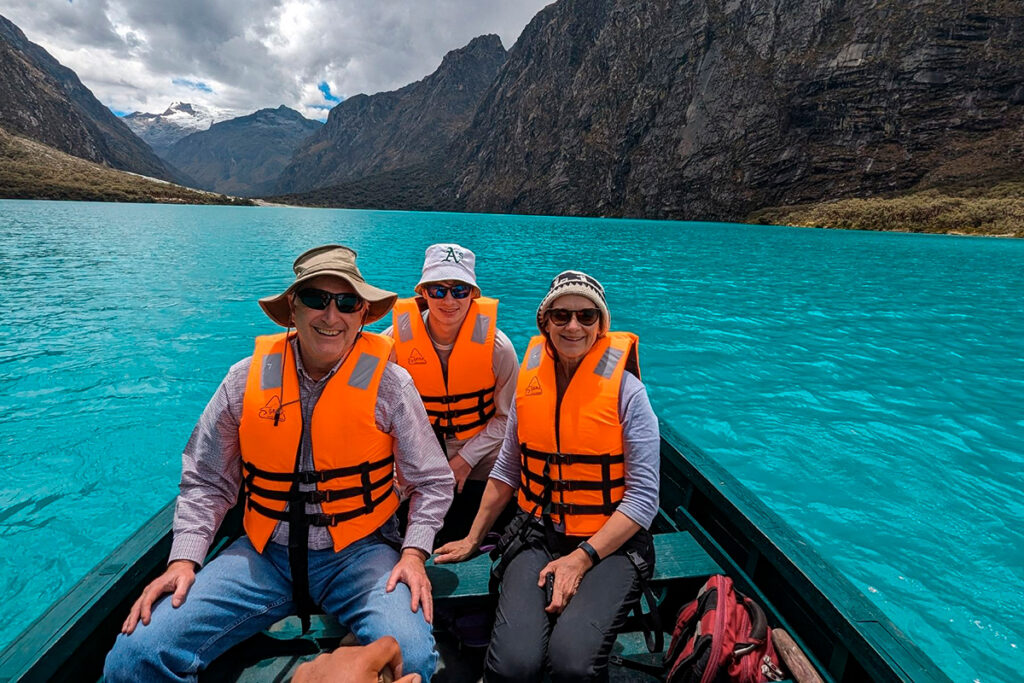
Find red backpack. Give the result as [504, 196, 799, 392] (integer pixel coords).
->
[665, 575, 784, 683]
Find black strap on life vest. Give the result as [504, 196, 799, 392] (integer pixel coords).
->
[420, 385, 496, 438]
[625, 549, 664, 654]
[245, 486, 395, 526]
[242, 453, 395, 633]
[519, 444, 624, 517]
[243, 454, 395, 484]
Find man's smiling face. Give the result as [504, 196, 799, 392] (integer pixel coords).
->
[289, 275, 365, 376]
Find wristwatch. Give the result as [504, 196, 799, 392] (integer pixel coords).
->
[577, 540, 601, 566]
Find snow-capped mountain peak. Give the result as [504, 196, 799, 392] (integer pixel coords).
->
[123, 102, 216, 155]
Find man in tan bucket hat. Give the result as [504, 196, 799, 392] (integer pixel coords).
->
[105, 245, 453, 682]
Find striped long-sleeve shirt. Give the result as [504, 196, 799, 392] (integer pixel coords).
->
[170, 336, 454, 566]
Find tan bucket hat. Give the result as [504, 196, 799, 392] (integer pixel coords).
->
[258, 245, 398, 327]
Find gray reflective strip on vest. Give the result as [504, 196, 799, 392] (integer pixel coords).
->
[261, 353, 283, 390]
[348, 353, 380, 390]
[526, 344, 542, 370]
[593, 347, 624, 379]
[471, 314, 491, 344]
[397, 312, 413, 343]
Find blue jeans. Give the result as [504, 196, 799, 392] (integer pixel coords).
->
[103, 532, 437, 682]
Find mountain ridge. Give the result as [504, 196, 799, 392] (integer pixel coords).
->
[163, 106, 322, 196]
[275, 34, 507, 194]
[0, 13, 173, 181]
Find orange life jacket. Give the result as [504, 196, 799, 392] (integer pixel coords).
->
[392, 297, 498, 441]
[515, 331, 640, 536]
[238, 331, 399, 553]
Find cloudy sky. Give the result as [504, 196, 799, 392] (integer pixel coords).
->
[0, 0, 551, 121]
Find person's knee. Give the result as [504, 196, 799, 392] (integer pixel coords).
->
[371, 607, 437, 681]
[103, 634, 135, 683]
[548, 631, 607, 682]
[104, 630, 176, 682]
[549, 654, 602, 682]
[485, 637, 544, 682]
[391, 627, 437, 681]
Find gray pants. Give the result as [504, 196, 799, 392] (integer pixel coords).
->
[484, 532, 652, 682]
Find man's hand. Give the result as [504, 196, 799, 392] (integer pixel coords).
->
[538, 550, 592, 615]
[448, 454, 472, 494]
[122, 559, 197, 634]
[385, 548, 433, 624]
[292, 636, 421, 683]
[433, 537, 479, 564]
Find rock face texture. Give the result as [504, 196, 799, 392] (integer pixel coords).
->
[451, 0, 1024, 219]
[124, 102, 216, 156]
[164, 106, 321, 196]
[0, 14, 173, 181]
[275, 34, 507, 194]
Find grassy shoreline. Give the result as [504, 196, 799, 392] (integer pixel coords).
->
[0, 127, 253, 206]
[751, 182, 1024, 238]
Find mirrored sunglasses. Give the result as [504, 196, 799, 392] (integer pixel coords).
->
[296, 288, 364, 313]
[424, 284, 473, 300]
[547, 308, 601, 327]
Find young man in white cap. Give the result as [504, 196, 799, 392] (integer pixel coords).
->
[104, 245, 453, 682]
[385, 243, 519, 544]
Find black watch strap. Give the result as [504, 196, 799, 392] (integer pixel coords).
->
[577, 540, 601, 566]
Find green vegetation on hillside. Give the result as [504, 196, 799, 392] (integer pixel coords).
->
[0, 127, 253, 205]
[266, 163, 456, 212]
[751, 182, 1024, 238]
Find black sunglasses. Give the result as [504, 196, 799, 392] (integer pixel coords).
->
[424, 283, 473, 300]
[295, 288, 364, 313]
[547, 308, 601, 327]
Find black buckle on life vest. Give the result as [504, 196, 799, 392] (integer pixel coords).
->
[308, 512, 333, 526]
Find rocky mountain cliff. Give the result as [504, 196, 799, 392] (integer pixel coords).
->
[163, 106, 321, 196]
[124, 102, 216, 156]
[0, 14, 173, 181]
[275, 34, 507, 194]
[451, 0, 1024, 219]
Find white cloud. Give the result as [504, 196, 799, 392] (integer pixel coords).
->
[0, 0, 551, 121]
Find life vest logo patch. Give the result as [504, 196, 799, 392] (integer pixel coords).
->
[258, 396, 284, 421]
[408, 348, 427, 365]
[526, 377, 542, 396]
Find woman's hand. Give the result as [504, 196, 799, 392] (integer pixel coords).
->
[433, 536, 479, 564]
[538, 549, 593, 615]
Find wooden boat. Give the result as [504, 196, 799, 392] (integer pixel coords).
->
[0, 423, 951, 682]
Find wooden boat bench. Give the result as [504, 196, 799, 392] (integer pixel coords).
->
[427, 529, 722, 604]
[259, 530, 721, 651]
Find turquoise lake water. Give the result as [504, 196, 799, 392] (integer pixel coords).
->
[0, 199, 1021, 680]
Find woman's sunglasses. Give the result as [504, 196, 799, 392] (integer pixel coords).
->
[296, 288, 364, 313]
[424, 284, 473, 300]
[547, 308, 601, 327]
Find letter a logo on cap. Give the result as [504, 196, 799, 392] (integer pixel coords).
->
[441, 247, 462, 263]
[408, 348, 427, 365]
[525, 377, 542, 396]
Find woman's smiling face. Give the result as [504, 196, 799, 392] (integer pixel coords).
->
[544, 294, 601, 363]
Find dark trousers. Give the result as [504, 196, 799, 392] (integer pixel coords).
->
[485, 523, 654, 683]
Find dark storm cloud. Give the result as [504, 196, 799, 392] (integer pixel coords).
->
[0, 0, 551, 118]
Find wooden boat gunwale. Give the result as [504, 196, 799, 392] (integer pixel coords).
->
[658, 421, 950, 682]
